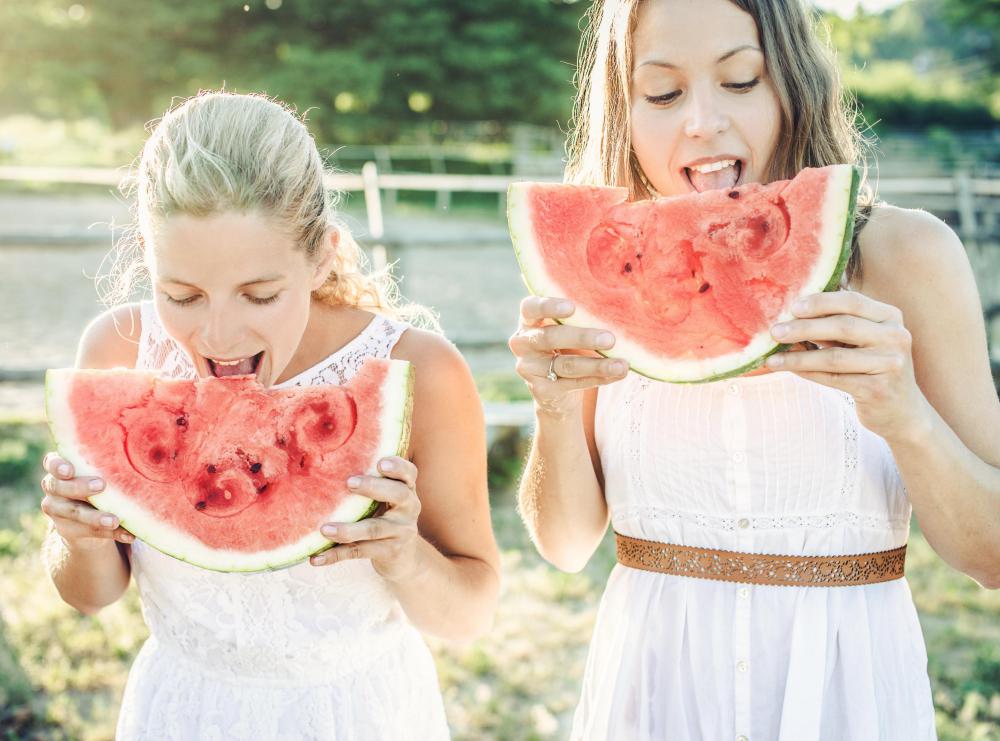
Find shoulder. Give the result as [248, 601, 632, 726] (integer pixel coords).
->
[854, 204, 968, 298]
[76, 303, 143, 370]
[391, 326, 473, 388]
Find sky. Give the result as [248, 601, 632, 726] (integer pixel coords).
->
[813, 0, 907, 17]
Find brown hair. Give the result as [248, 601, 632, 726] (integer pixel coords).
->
[565, 0, 874, 284]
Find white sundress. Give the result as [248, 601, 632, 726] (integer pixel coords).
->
[115, 300, 449, 741]
[572, 370, 936, 741]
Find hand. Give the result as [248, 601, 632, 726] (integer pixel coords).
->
[40, 453, 134, 549]
[764, 291, 928, 440]
[508, 296, 629, 418]
[311, 456, 423, 582]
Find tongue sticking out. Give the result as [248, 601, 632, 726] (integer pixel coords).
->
[210, 354, 260, 378]
[687, 164, 740, 193]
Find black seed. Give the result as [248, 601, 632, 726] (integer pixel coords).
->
[250, 462, 262, 474]
[256, 483, 269, 494]
[699, 283, 710, 293]
[728, 190, 740, 199]
[277, 436, 286, 447]
[299, 455, 306, 468]
[195, 501, 207, 510]
[207, 464, 217, 474]
[761, 221, 769, 232]
[623, 262, 632, 274]
[176, 417, 187, 426]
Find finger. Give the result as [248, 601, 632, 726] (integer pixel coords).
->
[771, 315, 883, 347]
[41, 473, 105, 501]
[791, 291, 902, 324]
[347, 475, 418, 510]
[42, 453, 74, 479]
[513, 325, 615, 356]
[43, 494, 116, 529]
[536, 373, 632, 394]
[519, 296, 574, 329]
[766, 347, 893, 374]
[320, 518, 413, 544]
[521, 354, 628, 381]
[376, 457, 418, 488]
[311, 540, 393, 567]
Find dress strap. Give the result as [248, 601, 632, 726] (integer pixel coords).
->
[136, 301, 196, 378]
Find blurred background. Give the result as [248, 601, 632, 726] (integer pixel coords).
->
[0, 0, 998, 739]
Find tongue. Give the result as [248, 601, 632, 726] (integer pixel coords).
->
[688, 164, 739, 192]
[212, 356, 257, 377]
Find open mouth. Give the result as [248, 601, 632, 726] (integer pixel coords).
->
[683, 159, 743, 193]
[206, 351, 264, 379]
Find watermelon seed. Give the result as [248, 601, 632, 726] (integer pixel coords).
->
[250, 462, 262, 473]
[623, 262, 632, 274]
[277, 436, 287, 447]
[699, 283, 711, 293]
[195, 501, 207, 510]
[176, 417, 187, 426]
[728, 190, 740, 199]
[256, 484, 269, 494]
[207, 464, 217, 474]
[223, 490, 232, 500]
[299, 455, 306, 468]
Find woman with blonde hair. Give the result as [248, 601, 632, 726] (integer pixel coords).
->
[39, 91, 499, 739]
[509, 1, 1000, 738]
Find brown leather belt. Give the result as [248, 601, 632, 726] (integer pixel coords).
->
[615, 532, 906, 587]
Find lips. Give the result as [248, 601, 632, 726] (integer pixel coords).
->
[206, 352, 264, 378]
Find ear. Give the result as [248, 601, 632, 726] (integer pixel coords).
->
[311, 228, 340, 291]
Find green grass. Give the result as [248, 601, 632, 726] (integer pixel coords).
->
[1, 421, 998, 739]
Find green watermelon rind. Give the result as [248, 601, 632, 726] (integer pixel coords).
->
[44, 360, 413, 573]
[508, 164, 860, 384]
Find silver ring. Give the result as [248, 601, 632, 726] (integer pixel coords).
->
[546, 352, 559, 382]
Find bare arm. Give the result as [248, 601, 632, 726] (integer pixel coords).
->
[768, 207, 1000, 587]
[42, 304, 141, 614]
[510, 297, 629, 572]
[310, 330, 501, 641]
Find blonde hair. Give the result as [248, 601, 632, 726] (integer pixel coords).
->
[565, 0, 874, 283]
[101, 91, 433, 324]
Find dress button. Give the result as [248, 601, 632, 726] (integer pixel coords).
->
[738, 587, 750, 599]
[737, 660, 749, 673]
[728, 383, 740, 395]
[737, 518, 751, 529]
[733, 451, 746, 463]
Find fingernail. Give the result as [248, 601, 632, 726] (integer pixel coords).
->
[792, 299, 807, 313]
[321, 524, 338, 537]
[611, 360, 628, 374]
[347, 476, 362, 488]
[557, 301, 573, 315]
[596, 332, 614, 349]
[58, 464, 71, 476]
[312, 555, 327, 566]
[766, 354, 784, 367]
[378, 459, 395, 473]
[771, 324, 789, 339]
[100, 515, 116, 528]
[89, 478, 104, 492]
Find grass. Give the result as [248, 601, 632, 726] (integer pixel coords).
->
[1, 420, 998, 740]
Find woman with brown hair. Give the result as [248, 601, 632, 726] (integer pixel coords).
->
[508, 1, 999, 738]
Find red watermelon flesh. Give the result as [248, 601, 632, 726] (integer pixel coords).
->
[45, 359, 413, 572]
[508, 164, 860, 382]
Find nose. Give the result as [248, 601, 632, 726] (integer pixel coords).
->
[683, 85, 729, 139]
[199, 305, 244, 356]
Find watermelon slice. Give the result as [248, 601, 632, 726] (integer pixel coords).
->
[508, 164, 860, 382]
[45, 359, 413, 573]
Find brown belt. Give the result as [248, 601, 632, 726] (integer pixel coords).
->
[615, 532, 906, 587]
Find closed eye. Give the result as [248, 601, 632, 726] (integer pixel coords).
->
[164, 294, 198, 306]
[247, 293, 280, 305]
[645, 90, 681, 105]
[723, 78, 760, 92]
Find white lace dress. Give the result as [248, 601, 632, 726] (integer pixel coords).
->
[115, 301, 449, 741]
[572, 371, 936, 741]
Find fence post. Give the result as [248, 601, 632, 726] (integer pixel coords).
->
[955, 170, 977, 244]
[374, 145, 395, 212]
[361, 161, 387, 271]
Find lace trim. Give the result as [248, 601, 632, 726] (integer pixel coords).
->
[612, 504, 908, 532]
[840, 391, 860, 498]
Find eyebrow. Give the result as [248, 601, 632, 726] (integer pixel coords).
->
[638, 45, 762, 70]
[159, 275, 285, 288]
